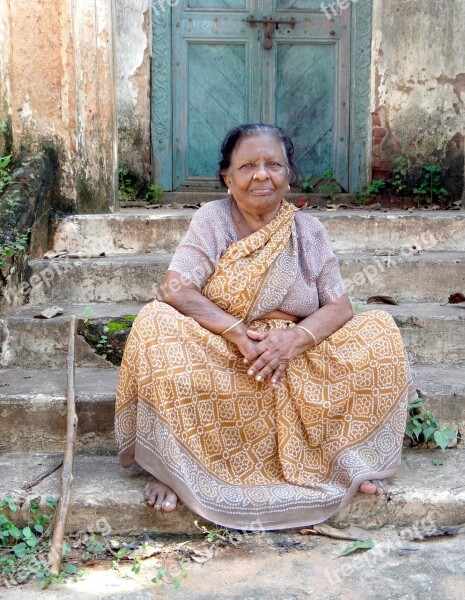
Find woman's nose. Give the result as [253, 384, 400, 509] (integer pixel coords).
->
[254, 163, 270, 179]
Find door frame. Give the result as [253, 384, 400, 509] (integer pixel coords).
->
[151, 0, 373, 192]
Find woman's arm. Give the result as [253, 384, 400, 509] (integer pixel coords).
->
[158, 271, 258, 355]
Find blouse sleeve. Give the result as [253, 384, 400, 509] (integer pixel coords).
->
[167, 202, 231, 289]
[312, 219, 347, 306]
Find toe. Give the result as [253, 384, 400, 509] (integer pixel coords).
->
[374, 479, 387, 495]
[359, 480, 377, 494]
[161, 491, 178, 512]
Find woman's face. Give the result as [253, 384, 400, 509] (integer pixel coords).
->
[223, 133, 290, 214]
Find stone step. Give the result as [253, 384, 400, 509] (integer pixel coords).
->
[2, 302, 465, 368]
[0, 368, 118, 454]
[0, 364, 463, 454]
[50, 210, 465, 255]
[1, 448, 464, 534]
[25, 251, 465, 304]
[0, 302, 143, 368]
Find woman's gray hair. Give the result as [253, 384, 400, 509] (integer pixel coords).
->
[218, 124, 299, 187]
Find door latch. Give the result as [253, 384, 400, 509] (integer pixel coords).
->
[246, 15, 296, 50]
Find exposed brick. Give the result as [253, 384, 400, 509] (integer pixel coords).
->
[373, 127, 387, 139]
[372, 146, 381, 157]
[372, 114, 382, 127]
[372, 137, 382, 146]
[372, 158, 387, 169]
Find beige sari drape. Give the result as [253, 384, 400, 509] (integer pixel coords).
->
[115, 202, 414, 530]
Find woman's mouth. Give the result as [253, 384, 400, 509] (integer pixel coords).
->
[250, 187, 274, 195]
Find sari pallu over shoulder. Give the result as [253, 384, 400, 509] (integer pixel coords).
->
[202, 200, 299, 323]
[115, 200, 415, 531]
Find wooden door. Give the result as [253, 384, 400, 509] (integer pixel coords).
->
[171, 0, 350, 190]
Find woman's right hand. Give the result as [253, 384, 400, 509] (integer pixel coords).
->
[222, 324, 261, 364]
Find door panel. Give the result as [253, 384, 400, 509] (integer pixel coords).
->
[188, 44, 247, 177]
[173, 1, 260, 188]
[188, 0, 247, 8]
[172, 0, 350, 189]
[276, 43, 336, 181]
[275, 0, 325, 10]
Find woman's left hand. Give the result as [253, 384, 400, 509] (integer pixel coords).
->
[243, 328, 310, 387]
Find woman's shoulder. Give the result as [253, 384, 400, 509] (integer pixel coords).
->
[192, 198, 231, 220]
[294, 210, 328, 235]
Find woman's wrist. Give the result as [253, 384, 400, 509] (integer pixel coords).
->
[291, 325, 316, 351]
[221, 321, 248, 342]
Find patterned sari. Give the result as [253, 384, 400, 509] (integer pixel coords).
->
[115, 202, 414, 530]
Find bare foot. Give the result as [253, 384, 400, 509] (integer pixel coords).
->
[119, 449, 135, 468]
[358, 479, 387, 495]
[144, 477, 178, 512]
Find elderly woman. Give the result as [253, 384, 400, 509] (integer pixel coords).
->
[115, 124, 414, 530]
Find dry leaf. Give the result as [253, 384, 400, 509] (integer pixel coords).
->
[446, 293, 465, 304]
[367, 295, 399, 305]
[300, 528, 317, 536]
[374, 250, 400, 256]
[33, 306, 64, 319]
[66, 251, 105, 258]
[43, 251, 68, 259]
[128, 543, 163, 560]
[190, 547, 214, 563]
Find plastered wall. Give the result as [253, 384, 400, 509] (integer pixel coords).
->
[371, 0, 465, 198]
[115, 0, 152, 182]
[0, 0, 118, 212]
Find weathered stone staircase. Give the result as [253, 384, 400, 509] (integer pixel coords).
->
[1, 208, 465, 534]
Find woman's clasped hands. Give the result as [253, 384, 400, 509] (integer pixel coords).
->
[234, 327, 311, 388]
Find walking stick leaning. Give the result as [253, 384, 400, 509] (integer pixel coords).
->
[48, 315, 78, 576]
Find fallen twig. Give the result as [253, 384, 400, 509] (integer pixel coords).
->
[23, 460, 64, 491]
[48, 315, 78, 576]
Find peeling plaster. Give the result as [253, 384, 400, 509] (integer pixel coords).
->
[115, 0, 151, 179]
[372, 0, 465, 197]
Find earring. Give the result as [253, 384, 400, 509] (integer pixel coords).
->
[287, 185, 291, 191]
[227, 188, 231, 195]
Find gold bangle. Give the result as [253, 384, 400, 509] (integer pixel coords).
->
[295, 325, 318, 346]
[221, 318, 243, 336]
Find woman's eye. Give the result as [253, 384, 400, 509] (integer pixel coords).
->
[240, 164, 255, 169]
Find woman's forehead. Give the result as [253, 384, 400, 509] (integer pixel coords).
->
[232, 134, 286, 161]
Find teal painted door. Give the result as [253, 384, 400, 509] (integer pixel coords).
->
[171, 1, 350, 190]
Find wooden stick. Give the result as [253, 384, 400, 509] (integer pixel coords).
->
[48, 315, 78, 576]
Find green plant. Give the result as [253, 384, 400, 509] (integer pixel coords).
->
[391, 156, 408, 195]
[118, 167, 135, 202]
[146, 183, 164, 205]
[405, 397, 455, 451]
[0, 228, 30, 269]
[0, 495, 84, 587]
[318, 170, 341, 203]
[301, 174, 314, 193]
[151, 565, 187, 590]
[353, 179, 386, 205]
[81, 306, 93, 325]
[96, 334, 113, 360]
[412, 165, 449, 207]
[106, 316, 137, 332]
[0, 154, 12, 194]
[351, 301, 363, 313]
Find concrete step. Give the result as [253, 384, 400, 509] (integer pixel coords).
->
[1, 447, 464, 534]
[0, 368, 118, 454]
[2, 302, 465, 368]
[26, 251, 465, 304]
[0, 364, 463, 454]
[0, 302, 143, 368]
[50, 210, 465, 255]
